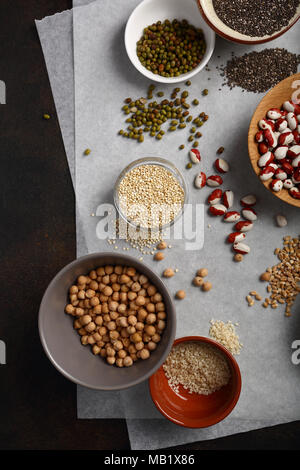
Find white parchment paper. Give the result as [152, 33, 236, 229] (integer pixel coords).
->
[36, 0, 300, 450]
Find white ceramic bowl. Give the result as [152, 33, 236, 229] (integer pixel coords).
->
[125, 0, 215, 84]
[198, 0, 300, 44]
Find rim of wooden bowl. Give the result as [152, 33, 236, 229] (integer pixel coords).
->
[248, 73, 300, 209]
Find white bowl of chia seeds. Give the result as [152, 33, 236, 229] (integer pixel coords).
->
[125, 0, 215, 83]
[198, 0, 300, 44]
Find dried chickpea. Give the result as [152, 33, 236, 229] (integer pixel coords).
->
[120, 274, 130, 284]
[109, 300, 118, 312]
[146, 303, 155, 313]
[136, 295, 145, 306]
[118, 349, 126, 359]
[175, 290, 185, 300]
[155, 302, 165, 312]
[110, 274, 118, 284]
[128, 315, 137, 326]
[114, 265, 123, 275]
[123, 356, 133, 367]
[147, 341, 157, 351]
[147, 285, 157, 296]
[128, 291, 137, 301]
[103, 286, 113, 297]
[140, 349, 150, 360]
[144, 325, 156, 336]
[135, 322, 145, 331]
[109, 330, 119, 340]
[157, 320, 166, 330]
[127, 326, 136, 335]
[89, 281, 98, 291]
[131, 333, 142, 343]
[85, 322, 96, 333]
[202, 281, 212, 292]
[73, 319, 81, 329]
[90, 296, 100, 307]
[135, 341, 144, 351]
[105, 265, 114, 275]
[89, 270, 97, 280]
[107, 356, 116, 365]
[193, 276, 204, 286]
[113, 340, 123, 351]
[197, 268, 208, 278]
[78, 275, 87, 285]
[153, 293, 162, 303]
[81, 335, 89, 345]
[126, 267, 136, 277]
[92, 345, 100, 355]
[69, 285, 78, 295]
[163, 268, 174, 278]
[157, 241, 167, 250]
[65, 304, 75, 315]
[111, 283, 121, 292]
[260, 272, 271, 282]
[96, 267, 105, 276]
[87, 336, 95, 345]
[131, 282, 141, 292]
[157, 312, 166, 320]
[117, 316, 128, 327]
[154, 252, 164, 261]
[80, 314, 92, 326]
[107, 321, 116, 331]
[146, 313, 156, 324]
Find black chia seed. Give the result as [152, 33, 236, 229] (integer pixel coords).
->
[220, 48, 300, 93]
[212, 0, 299, 37]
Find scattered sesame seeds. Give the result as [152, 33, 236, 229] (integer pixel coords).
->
[209, 320, 243, 355]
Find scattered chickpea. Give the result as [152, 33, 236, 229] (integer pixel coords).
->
[202, 281, 212, 292]
[234, 254, 243, 262]
[197, 268, 208, 278]
[157, 241, 167, 250]
[260, 272, 271, 282]
[154, 251, 165, 261]
[175, 290, 186, 300]
[193, 276, 204, 287]
[163, 268, 174, 278]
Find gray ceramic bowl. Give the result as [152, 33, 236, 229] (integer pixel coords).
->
[38, 252, 176, 390]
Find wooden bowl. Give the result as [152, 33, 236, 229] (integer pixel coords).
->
[149, 336, 241, 428]
[197, 0, 300, 45]
[248, 73, 300, 209]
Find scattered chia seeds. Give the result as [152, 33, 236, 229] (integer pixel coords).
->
[212, 0, 299, 37]
[220, 48, 300, 93]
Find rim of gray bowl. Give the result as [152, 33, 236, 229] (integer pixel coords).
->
[38, 252, 177, 390]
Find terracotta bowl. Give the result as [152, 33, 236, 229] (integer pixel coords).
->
[197, 0, 300, 44]
[39, 253, 176, 391]
[149, 336, 241, 428]
[248, 73, 300, 208]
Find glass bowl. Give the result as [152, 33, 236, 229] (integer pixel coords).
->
[113, 157, 189, 233]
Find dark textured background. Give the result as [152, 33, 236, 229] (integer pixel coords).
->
[0, 0, 299, 450]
